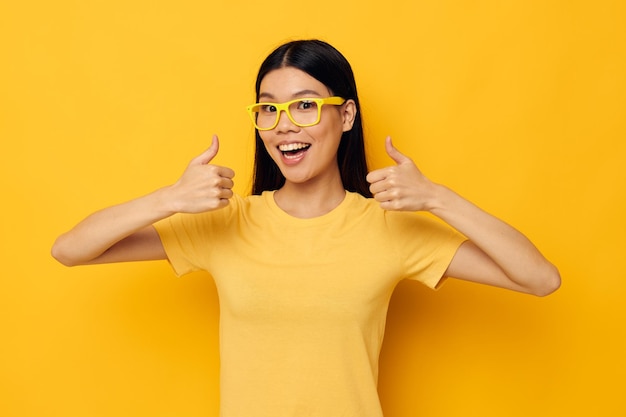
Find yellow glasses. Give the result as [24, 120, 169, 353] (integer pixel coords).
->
[246, 97, 346, 131]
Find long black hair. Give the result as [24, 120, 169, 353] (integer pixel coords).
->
[251, 39, 372, 198]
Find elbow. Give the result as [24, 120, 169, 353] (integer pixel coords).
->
[51, 236, 80, 267]
[530, 263, 561, 297]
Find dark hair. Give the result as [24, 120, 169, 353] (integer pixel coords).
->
[251, 39, 372, 198]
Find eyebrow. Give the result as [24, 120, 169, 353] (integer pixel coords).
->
[258, 89, 324, 101]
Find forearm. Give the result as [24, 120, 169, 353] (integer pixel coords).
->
[52, 187, 173, 266]
[52, 136, 235, 267]
[367, 137, 560, 295]
[429, 185, 560, 294]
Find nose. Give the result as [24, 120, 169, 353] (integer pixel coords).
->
[274, 109, 300, 133]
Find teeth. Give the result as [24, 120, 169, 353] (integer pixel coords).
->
[279, 143, 310, 152]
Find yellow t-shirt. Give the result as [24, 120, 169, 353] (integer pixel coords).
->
[154, 191, 466, 417]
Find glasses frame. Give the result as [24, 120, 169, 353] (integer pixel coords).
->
[246, 96, 346, 131]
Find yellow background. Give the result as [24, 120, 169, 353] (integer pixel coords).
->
[1, 1, 625, 416]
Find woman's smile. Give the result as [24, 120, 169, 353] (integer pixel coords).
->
[278, 142, 311, 163]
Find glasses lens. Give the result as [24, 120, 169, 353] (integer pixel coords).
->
[249, 99, 322, 130]
[250, 104, 277, 129]
[288, 99, 320, 126]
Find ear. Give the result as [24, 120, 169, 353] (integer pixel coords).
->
[341, 99, 357, 133]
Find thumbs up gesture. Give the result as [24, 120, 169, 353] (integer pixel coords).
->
[366, 136, 437, 212]
[168, 134, 235, 213]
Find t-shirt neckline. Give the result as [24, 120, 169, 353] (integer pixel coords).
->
[262, 190, 356, 226]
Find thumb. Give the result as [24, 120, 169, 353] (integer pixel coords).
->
[191, 134, 220, 165]
[385, 136, 412, 165]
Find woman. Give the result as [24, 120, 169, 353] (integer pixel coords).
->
[52, 39, 560, 417]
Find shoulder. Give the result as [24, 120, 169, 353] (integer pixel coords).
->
[346, 192, 462, 238]
[159, 192, 255, 229]
[345, 192, 423, 223]
[344, 191, 381, 213]
[206, 192, 267, 214]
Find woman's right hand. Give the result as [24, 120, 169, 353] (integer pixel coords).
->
[52, 134, 235, 266]
[165, 134, 235, 214]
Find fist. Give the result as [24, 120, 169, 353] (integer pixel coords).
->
[366, 136, 437, 212]
[169, 135, 235, 213]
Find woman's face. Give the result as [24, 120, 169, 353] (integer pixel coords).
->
[257, 67, 355, 187]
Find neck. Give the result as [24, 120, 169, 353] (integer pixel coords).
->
[274, 178, 346, 219]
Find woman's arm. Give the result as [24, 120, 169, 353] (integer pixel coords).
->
[51, 135, 235, 266]
[366, 137, 560, 296]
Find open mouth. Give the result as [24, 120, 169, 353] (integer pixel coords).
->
[278, 143, 311, 160]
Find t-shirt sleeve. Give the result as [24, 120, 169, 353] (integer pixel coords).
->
[153, 196, 239, 277]
[154, 213, 208, 276]
[385, 211, 467, 290]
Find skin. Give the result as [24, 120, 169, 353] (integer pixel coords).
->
[367, 137, 560, 295]
[51, 67, 560, 296]
[50, 135, 234, 265]
[256, 67, 357, 218]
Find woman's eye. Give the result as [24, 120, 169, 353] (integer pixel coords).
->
[298, 100, 316, 110]
[262, 104, 277, 113]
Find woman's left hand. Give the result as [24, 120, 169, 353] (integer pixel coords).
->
[367, 136, 560, 296]
[366, 136, 439, 212]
